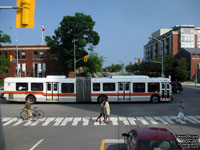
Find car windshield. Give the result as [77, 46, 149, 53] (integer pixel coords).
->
[139, 140, 180, 150]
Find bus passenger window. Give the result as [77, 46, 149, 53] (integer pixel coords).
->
[148, 83, 160, 92]
[133, 83, 145, 92]
[47, 83, 51, 91]
[61, 83, 74, 93]
[16, 83, 28, 91]
[103, 83, 115, 91]
[31, 83, 43, 91]
[93, 83, 100, 91]
[54, 83, 58, 91]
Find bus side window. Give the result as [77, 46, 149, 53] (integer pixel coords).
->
[103, 83, 115, 91]
[133, 83, 145, 92]
[31, 83, 43, 91]
[93, 83, 100, 91]
[47, 83, 51, 91]
[148, 83, 160, 92]
[61, 83, 74, 93]
[16, 83, 28, 91]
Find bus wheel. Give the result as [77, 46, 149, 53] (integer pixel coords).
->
[27, 95, 36, 104]
[151, 95, 159, 103]
[98, 95, 107, 103]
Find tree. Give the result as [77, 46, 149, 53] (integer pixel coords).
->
[83, 52, 103, 75]
[0, 31, 11, 76]
[174, 59, 190, 81]
[45, 12, 100, 75]
[126, 62, 139, 74]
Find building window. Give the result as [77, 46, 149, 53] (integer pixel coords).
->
[34, 51, 38, 59]
[40, 51, 44, 59]
[3, 52, 7, 59]
[21, 51, 26, 59]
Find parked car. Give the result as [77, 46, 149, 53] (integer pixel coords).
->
[171, 82, 183, 94]
[122, 127, 182, 150]
[0, 86, 4, 97]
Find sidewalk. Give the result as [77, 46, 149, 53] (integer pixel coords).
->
[181, 81, 200, 86]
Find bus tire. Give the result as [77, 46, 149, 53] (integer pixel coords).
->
[150, 95, 160, 103]
[26, 95, 36, 104]
[97, 95, 107, 103]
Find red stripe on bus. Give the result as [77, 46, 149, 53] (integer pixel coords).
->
[4, 91, 76, 97]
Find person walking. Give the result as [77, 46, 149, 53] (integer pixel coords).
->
[23, 98, 35, 121]
[176, 99, 186, 122]
[104, 98, 110, 124]
[96, 100, 105, 122]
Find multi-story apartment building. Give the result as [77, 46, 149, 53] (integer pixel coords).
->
[0, 45, 50, 78]
[144, 25, 200, 80]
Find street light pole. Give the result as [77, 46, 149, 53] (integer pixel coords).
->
[149, 37, 164, 77]
[74, 37, 76, 78]
[9, 27, 19, 77]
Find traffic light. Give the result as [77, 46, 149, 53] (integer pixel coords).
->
[10, 55, 13, 62]
[16, 0, 35, 28]
[138, 57, 141, 64]
[84, 56, 87, 62]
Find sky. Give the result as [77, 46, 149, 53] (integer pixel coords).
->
[0, 0, 200, 67]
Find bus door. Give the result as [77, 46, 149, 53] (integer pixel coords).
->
[161, 82, 170, 101]
[46, 82, 59, 101]
[118, 82, 131, 101]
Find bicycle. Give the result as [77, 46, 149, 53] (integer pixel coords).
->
[20, 107, 45, 120]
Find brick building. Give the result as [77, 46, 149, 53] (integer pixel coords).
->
[0, 45, 50, 78]
[144, 25, 200, 80]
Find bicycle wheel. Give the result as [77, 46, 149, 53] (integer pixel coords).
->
[20, 110, 28, 120]
[36, 110, 45, 119]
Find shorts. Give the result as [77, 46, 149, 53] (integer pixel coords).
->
[27, 110, 33, 117]
[105, 113, 110, 116]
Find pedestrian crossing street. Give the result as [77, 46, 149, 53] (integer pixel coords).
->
[1, 116, 200, 127]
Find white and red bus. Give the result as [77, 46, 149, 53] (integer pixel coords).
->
[4, 75, 173, 103]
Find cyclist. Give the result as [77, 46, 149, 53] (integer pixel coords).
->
[23, 97, 35, 121]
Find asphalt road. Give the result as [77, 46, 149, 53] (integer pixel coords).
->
[0, 85, 200, 150]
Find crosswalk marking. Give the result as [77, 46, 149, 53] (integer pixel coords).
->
[60, 117, 73, 126]
[1, 115, 200, 127]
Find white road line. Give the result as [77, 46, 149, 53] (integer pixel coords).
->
[105, 139, 124, 144]
[13, 119, 24, 126]
[3, 118, 18, 126]
[184, 116, 198, 124]
[53, 117, 64, 126]
[110, 117, 118, 125]
[42, 117, 55, 126]
[153, 116, 169, 125]
[31, 118, 46, 126]
[145, 117, 158, 125]
[162, 116, 175, 124]
[72, 117, 81, 126]
[82, 117, 90, 126]
[24, 120, 33, 126]
[60, 117, 73, 126]
[127, 117, 137, 125]
[119, 117, 130, 125]
[2, 117, 11, 122]
[136, 117, 149, 125]
[170, 116, 187, 124]
[187, 116, 200, 123]
[29, 139, 44, 150]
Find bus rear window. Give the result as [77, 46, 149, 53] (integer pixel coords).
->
[16, 83, 28, 91]
[31, 83, 43, 91]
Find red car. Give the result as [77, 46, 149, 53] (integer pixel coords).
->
[122, 128, 182, 150]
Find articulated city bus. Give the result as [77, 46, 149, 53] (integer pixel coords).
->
[4, 75, 173, 103]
